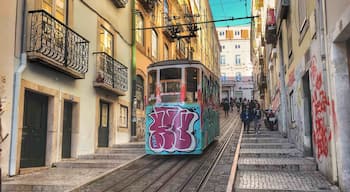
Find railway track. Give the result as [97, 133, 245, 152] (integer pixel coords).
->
[74, 113, 241, 192]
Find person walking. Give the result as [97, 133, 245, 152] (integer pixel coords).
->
[223, 98, 230, 117]
[254, 105, 262, 134]
[241, 107, 251, 133]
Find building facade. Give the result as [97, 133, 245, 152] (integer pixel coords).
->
[1, 0, 132, 176]
[217, 25, 253, 101]
[252, 0, 350, 190]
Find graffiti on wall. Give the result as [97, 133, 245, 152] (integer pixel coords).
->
[147, 106, 198, 153]
[310, 56, 337, 159]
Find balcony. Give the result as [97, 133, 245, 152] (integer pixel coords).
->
[27, 10, 89, 79]
[221, 80, 235, 87]
[276, 0, 289, 20]
[94, 52, 128, 96]
[111, 0, 128, 8]
[163, 15, 178, 42]
[138, 0, 157, 12]
[265, 8, 277, 44]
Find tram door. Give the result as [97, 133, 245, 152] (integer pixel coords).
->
[98, 101, 110, 147]
[20, 90, 48, 168]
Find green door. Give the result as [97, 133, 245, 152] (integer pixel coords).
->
[20, 90, 48, 168]
[98, 101, 109, 147]
[62, 101, 72, 158]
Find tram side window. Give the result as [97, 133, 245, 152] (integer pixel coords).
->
[186, 67, 198, 103]
[148, 70, 157, 105]
[160, 68, 181, 102]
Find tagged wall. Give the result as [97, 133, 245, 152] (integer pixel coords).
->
[286, 40, 338, 179]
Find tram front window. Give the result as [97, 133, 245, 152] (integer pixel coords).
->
[160, 68, 181, 102]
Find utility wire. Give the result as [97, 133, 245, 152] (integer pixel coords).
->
[134, 15, 259, 30]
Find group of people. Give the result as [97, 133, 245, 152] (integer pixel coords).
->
[221, 97, 262, 134]
[240, 99, 262, 134]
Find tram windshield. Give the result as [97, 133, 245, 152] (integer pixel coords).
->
[160, 68, 181, 102]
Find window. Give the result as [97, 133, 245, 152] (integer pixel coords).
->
[164, 0, 169, 15]
[235, 72, 241, 81]
[42, 0, 66, 23]
[160, 68, 181, 102]
[220, 55, 225, 64]
[222, 45, 225, 50]
[164, 44, 169, 60]
[99, 26, 114, 56]
[235, 44, 240, 49]
[180, 40, 186, 56]
[136, 12, 144, 46]
[298, 0, 307, 33]
[136, 75, 144, 110]
[235, 55, 241, 65]
[151, 29, 158, 58]
[120, 105, 128, 127]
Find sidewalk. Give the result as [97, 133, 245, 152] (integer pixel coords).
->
[2, 143, 145, 192]
[233, 122, 339, 191]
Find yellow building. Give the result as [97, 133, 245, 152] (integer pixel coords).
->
[1, 0, 132, 176]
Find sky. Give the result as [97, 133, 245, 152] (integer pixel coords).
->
[209, 0, 252, 27]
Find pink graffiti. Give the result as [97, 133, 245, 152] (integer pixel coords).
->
[148, 106, 198, 152]
[310, 56, 332, 159]
[287, 68, 295, 87]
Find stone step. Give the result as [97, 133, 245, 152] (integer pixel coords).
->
[234, 170, 339, 192]
[239, 148, 303, 158]
[79, 153, 143, 160]
[112, 142, 145, 148]
[109, 148, 145, 153]
[238, 157, 316, 171]
[2, 184, 72, 192]
[53, 159, 127, 168]
[242, 137, 289, 143]
[240, 142, 295, 149]
[243, 132, 283, 138]
[2, 168, 107, 192]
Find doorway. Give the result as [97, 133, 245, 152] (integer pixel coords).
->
[302, 71, 314, 157]
[20, 90, 48, 168]
[98, 101, 110, 147]
[62, 101, 73, 158]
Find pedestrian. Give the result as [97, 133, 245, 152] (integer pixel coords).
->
[254, 105, 262, 134]
[230, 97, 234, 112]
[223, 98, 230, 117]
[241, 107, 251, 133]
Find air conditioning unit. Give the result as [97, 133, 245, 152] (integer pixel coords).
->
[112, 0, 128, 8]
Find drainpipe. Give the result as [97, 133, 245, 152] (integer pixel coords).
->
[9, 0, 27, 176]
[130, 0, 137, 141]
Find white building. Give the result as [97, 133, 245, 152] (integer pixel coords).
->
[217, 25, 253, 101]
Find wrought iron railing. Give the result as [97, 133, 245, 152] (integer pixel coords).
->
[27, 10, 89, 77]
[94, 52, 128, 93]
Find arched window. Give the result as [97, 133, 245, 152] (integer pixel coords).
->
[136, 75, 144, 110]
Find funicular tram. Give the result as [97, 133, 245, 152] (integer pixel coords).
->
[145, 59, 220, 155]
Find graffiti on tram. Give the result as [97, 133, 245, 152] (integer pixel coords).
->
[146, 105, 200, 153]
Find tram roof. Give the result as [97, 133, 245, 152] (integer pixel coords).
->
[147, 59, 203, 68]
